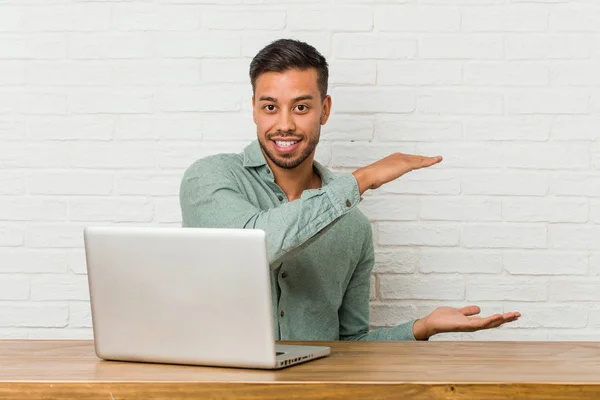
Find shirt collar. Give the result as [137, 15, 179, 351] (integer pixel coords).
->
[242, 140, 335, 185]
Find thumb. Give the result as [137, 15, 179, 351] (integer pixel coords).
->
[459, 305, 481, 316]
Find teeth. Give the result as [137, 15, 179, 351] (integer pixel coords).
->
[275, 141, 297, 148]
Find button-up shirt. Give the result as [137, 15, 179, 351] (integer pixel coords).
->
[179, 140, 415, 341]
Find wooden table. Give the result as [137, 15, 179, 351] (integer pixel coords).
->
[1, 340, 600, 399]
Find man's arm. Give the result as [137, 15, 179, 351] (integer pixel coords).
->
[180, 157, 361, 268]
[338, 225, 418, 341]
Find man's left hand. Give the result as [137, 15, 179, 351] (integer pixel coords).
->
[412, 305, 521, 341]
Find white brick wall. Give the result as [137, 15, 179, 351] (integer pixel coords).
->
[1, 0, 600, 341]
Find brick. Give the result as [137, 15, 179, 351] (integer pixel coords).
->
[0, 303, 68, 328]
[463, 5, 549, 32]
[373, 249, 419, 274]
[466, 277, 547, 301]
[67, 249, 87, 275]
[507, 304, 588, 329]
[69, 90, 153, 114]
[0, 198, 66, 221]
[420, 249, 502, 274]
[0, 224, 24, 247]
[68, 33, 154, 59]
[552, 116, 600, 141]
[69, 302, 92, 328]
[549, 331, 600, 341]
[330, 142, 416, 168]
[503, 197, 588, 223]
[69, 198, 153, 222]
[69, 142, 155, 169]
[330, 61, 377, 85]
[27, 116, 114, 141]
[592, 253, 600, 276]
[503, 143, 589, 170]
[333, 88, 415, 114]
[0, 118, 26, 141]
[0, 143, 69, 168]
[549, 225, 600, 250]
[333, 33, 416, 59]
[202, 10, 285, 30]
[462, 171, 549, 196]
[0, 6, 23, 31]
[378, 61, 461, 86]
[550, 279, 600, 301]
[375, 6, 460, 32]
[25, 61, 111, 86]
[550, 173, 600, 197]
[23, 5, 111, 32]
[0, 275, 29, 300]
[358, 196, 419, 221]
[377, 222, 460, 246]
[415, 143, 503, 168]
[114, 4, 201, 31]
[381, 169, 460, 196]
[417, 90, 503, 115]
[115, 115, 202, 141]
[0, 61, 24, 85]
[289, 7, 372, 31]
[28, 172, 113, 195]
[26, 328, 93, 340]
[112, 60, 202, 86]
[115, 173, 181, 196]
[420, 197, 501, 222]
[465, 116, 551, 141]
[0, 172, 25, 195]
[155, 142, 246, 170]
[591, 199, 600, 224]
[26, 223, 85, 249]
[551, 62, 600, 86]
[462, 224, 547, 249]
[0, 34, 66, 59]
[504, 251, 588, 275]
[322, 115, 373, 141]
[506, 34, 591, 60]
[551, 6, 600, 32]
[370, 275, 377, 301]
[380, 275, 465, 300]
[0, 249, 68, 273]
[375, 116, 462, 142]
[419, 35, 503, 59]
[155, 197, 182, 224]
[200, 113, 254, 141]
[202, 59, 249, 84]
[0, 91, 67, 115]
[156, 32, 241, 58]
[156, 86, 242, 112]
[464, 62, 548, 86]
[31, 274, 90, 301]
[507, 90, 590, 114]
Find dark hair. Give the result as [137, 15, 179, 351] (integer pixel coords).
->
[249, 39, 329, 100]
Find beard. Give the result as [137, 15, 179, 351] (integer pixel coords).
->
[258, 131, 320, 170]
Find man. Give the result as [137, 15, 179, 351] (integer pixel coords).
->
[180, 39, 520, 341]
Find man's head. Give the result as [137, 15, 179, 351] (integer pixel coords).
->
[250, 39, 331, 170]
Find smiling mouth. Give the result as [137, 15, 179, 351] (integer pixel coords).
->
[271, 139, 301, 153]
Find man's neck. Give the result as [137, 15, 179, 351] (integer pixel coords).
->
[265, 156, 322, 202]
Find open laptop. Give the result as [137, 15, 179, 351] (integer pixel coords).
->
[83, 226, 330, 369]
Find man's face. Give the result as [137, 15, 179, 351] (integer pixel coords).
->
[252, 68, 331, 170]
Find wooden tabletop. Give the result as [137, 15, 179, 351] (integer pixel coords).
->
[1, 340, 600, 399]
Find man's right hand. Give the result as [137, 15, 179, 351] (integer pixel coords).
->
[352, 153, 443, 195]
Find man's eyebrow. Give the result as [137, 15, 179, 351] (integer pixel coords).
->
[258, 95, 314, 102]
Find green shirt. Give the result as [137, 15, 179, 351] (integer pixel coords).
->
[179, 140, 416, 341]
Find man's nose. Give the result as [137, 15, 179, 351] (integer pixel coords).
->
[276, 110, 296, 133]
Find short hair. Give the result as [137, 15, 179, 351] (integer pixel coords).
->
[249, 39, 329, 100]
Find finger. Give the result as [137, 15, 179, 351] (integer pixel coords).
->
[468, 313, 503, 330]
[459, 305, 481, 316]
[420, 155, 443, 168]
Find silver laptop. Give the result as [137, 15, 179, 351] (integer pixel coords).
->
[83, 226, 330, 369]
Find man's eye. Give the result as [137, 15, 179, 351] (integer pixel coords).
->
[265, 105, 276, 111]
[296, 105, 308, 112]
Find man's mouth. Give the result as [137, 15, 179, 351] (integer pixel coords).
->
[272, 139, 301, 153]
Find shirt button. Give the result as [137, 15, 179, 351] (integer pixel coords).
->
[278, 195, 283, 201]
[266, 169, 271, 174]
[281, 272, 288, 279]
[280, 310, 284, 317]
[346, 200, 352, 207]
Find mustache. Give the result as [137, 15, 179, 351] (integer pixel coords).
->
[267, 131, 302, 140]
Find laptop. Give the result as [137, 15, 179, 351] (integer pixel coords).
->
[83, 226, 330, 369]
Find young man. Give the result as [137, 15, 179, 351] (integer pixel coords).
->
[180, 39, 520, 341]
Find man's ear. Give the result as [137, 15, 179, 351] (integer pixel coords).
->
[321, 95, 332, 125]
